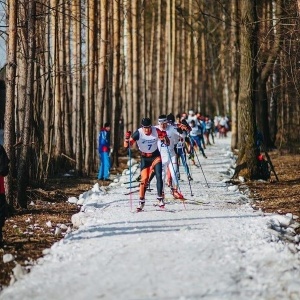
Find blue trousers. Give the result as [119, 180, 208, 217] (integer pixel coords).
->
[190, 136, 206, 157]
[177, 150, 191, 177]
[98, 152, 111, 180]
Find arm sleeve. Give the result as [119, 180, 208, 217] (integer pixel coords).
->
[131, 130, 140, 141]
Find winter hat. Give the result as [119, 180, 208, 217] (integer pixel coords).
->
[167, 113, 175, 123]
[158, 114, 168, 124]
[141, 117, 152, 127]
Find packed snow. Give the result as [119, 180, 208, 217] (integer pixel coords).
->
[1, 135, 300, 300]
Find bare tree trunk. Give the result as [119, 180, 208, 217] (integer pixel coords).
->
[155, 0, 162, 120]
[4, 0, 18, 206]
[174, 18, 181, 114]
[185, 0, 192, 110]
[111, 0, 121, 166]
[43, 0, 52, 157]
[255, 0, 282, 149]
[17, 0, 36, 208]
[84, 0, 96, 174]
[163, 0, 170, 113]
[139, 2, 146, 116]
[72, 0, 83, 174]
[97, 0, 108, 130]
[230, 0, 240, 150]
[50, 0, 62, 156]
[63, 1, 73, 157]
[180, 0, 186, 112]
[193, 33, 199, 112]
[170, 0, 176, 113]
[123, 0, 133, 129]
[220, 5, 230, 116]
[145, 6, 155, 117]
[234, 0, 258, 180]
[199, 1, 206, 114]
[132, 0, 139, 128]
[16, 2, 27, 140]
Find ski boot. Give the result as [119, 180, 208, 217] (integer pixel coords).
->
[157, 197, 165, 208]
[136, 199, 145, 212]
[172, 188, 184, 200]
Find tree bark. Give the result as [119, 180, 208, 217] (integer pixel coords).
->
[234, 0, 258, 180]
[72, 0, 83, 174]
[4, 0, 19, 206]
[230, 0, 240, 151]
[17, 0, 36, 208]
[255, 0, 282, 150]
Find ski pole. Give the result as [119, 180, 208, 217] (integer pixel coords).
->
[188, 136, 210, 188]
[166, 145, 181, 192]
[128, 144, 133, 211]
[181, 151, 194, 196]
[176, 139, 193, 196]
[166, 145, 186, 209]
[125, 130, 134, 210]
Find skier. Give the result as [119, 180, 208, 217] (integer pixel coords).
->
[155, 114, 184, 200]
[166, 113, 192, 181]
[189, 119, 207, 159]
[97, 122, 112, 181]
[204, 116, 214, 145]
[124, 117, 170, 211]
[176, 130, 193, 181]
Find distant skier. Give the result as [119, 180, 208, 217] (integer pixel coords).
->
[97, 122, 112, 181]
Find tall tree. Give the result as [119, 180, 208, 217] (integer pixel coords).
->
[131, 0, 139, 128]
[230, 0, 240, 151]
[155, 0, 162, 120]
[17, 0, 36, 208]
[84, 0, 97, 174]
[4, 0, 18, 206]
[71, 0, 83, 174]
[123, 0, 133, 129]
[234, 0, 258, 179]
[255, 0, 283, 149]
[111, 0, 121, 166]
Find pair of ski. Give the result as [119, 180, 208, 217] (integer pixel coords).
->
[165, 198, 203, 206]
[125, 189, 202, 203]
[135, 205, 176, 213]
[124, 186, 153, 195]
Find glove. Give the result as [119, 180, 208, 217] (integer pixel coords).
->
[177, 128, 183, 134]
[181, 119, 189, 126]
[178, 120, 191, 132]
[124, 131, 132, 149]
[125, 131, 131, 140]
[158, 130, 167, 140]
[158, 130, 170, 146]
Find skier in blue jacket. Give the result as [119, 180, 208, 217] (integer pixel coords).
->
[98, 122, 111, 181]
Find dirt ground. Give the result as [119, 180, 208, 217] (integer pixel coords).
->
[0, 151, 300, 290]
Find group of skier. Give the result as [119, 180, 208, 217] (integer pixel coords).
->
[123, 111, 214, 212]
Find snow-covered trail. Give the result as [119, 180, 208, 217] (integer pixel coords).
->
[1, 135, 300, 300]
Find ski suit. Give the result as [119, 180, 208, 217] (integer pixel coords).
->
[98, 127, 111, 180]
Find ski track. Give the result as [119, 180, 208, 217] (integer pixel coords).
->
[1, 135, 300, 300]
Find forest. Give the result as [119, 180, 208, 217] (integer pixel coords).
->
[1, 0, 300, 208]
